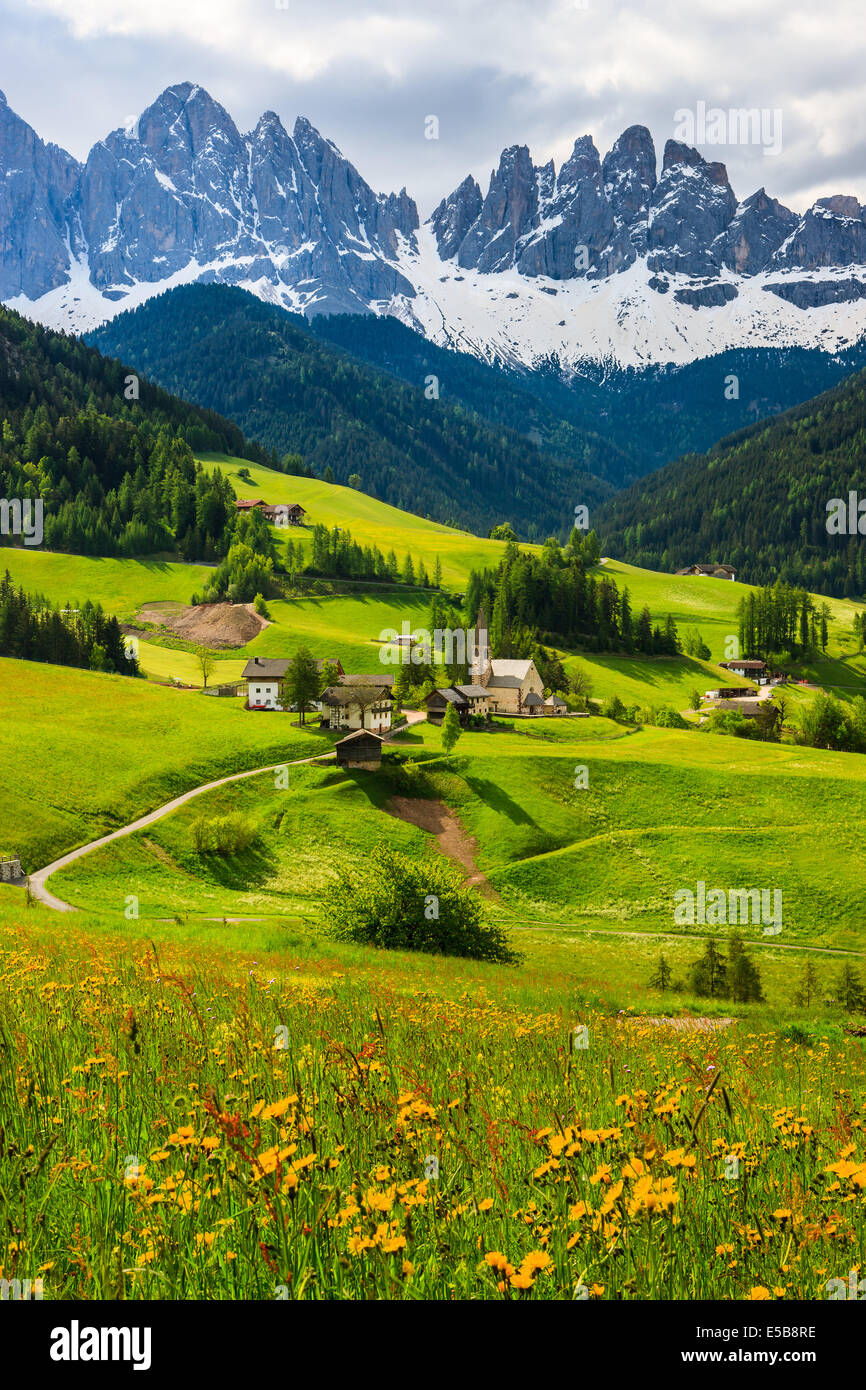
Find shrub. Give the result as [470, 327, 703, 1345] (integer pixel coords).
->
[191, 812, 259, 856]
[654, 705, 689, 730]
[324, 845, 521, 963]
[600, 694, 626, 722]
[253, 592, 270, 619]
[389, 758, 435, 798]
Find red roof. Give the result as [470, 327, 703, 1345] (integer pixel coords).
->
[235, 499, 265, 510]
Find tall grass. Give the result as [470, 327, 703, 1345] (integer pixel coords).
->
[1, 921, 862, 1301]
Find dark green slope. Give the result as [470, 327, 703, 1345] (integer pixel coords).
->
[0, 302, 267, 558]
[310, 315, 866, 483]
[597, 366, 866, 597]
[87, 283, 616, 540]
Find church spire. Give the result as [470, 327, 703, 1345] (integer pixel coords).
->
[472, 604, 491, 685]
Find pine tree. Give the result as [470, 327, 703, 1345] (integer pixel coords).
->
[688, 937, 728, 999]
[280, 646, 321, 724]
[649, 954, 673, 991]
[793, 959, 821, 1008]
[833, 962, 865, 1013]
[620, 587, 633, 652]
[729, 946, 764, 1003]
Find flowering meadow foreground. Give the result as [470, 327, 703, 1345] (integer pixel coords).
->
[1, 919, 864, 1302]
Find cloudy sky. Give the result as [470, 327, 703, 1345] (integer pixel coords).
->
[2, 0, 864, 215]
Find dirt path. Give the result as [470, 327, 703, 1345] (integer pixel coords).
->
[637, 1016, 736, 1032]
[386, 796, 496, 895]
[28, 752, 335, 913]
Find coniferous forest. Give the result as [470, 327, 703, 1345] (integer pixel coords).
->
[0, 570, 137, 674]
[87, 284, 612, 539]
[465, 531, 681, 658]
[0, 304, 269, 560]
[598, 367, 866, 596]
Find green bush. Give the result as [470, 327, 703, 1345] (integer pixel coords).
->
[654, 705, 689, 729]
[600, 694, 626, 722]
[191, 812, 259, 856]
[324, 845, 521, 963]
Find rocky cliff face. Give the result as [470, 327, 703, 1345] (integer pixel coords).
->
[3, 83, 866, 364]
[1, 82, 418, 313]
[433, 128, 865, 288]
[0, 89, 81, 299]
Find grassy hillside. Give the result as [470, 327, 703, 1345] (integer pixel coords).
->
[203, 454, 539, 587]
[0, 549, 213, 615]
[0, 657, 328, 869]
[47, 713, 866, 952]
[5, 531, 864, 697]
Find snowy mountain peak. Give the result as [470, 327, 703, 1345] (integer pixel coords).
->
[2, 84, 866, 367]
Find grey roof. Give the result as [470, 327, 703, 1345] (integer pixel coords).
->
[243, 657, 289, 679]
[545, 694, 566, 706]
[523, 691, 544, 706]
[336, 729, 385, 746]
[243, 656, 342, 680]
[321, 685, 392, 706]
[715, 699, 761, 715]
[339, 672, 394, 687]
[677, 563, 735, 575]
[427, 683, 490, 706]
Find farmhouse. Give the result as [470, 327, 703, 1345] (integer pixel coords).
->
[703, 685, 754, 700]
[320, 678, 394, 733]
[335, 729, 385, 771]
[242, 656, 344, 710]
[675, 563, 737, 581]
[714, 698, 762, 717]
[718, 658, 768, 684]
[425, 683, 491, 725]
[233, 500, 307, 526]
[262, 503, 306, 526]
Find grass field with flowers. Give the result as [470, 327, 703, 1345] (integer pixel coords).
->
[0, 906, 863, 1301]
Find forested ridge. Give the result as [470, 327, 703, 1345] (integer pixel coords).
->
[87, 284, 613, 539]
[597, 366, 866, 596]
[0, 303, 269, 559]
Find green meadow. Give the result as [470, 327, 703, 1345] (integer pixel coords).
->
[45, 712, 866, 955]
[0, 549, 212, 617]
[202, 453, 527, 586]
[3, 463, 865, 705]
[0, 657, 328, 869]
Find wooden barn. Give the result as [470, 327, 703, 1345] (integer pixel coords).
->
[335, 728, 385, 771]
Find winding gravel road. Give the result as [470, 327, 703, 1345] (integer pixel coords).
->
[28, 752, 335, 913]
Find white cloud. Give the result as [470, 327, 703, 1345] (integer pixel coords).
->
[10, 0, 866, 213]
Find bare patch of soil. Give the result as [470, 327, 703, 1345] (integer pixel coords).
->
[386, 796, 497, 896]
[138, 601, 267, 648]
